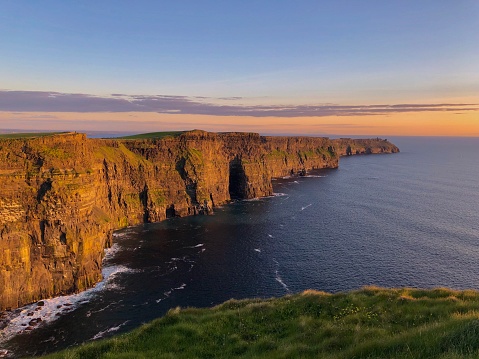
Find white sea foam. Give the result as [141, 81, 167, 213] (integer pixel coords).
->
[156, 284, 187, 303]
[86, 300, 123, 318]
[0, 263, 132, 345]
[112, 232, 126, 238]
[111, 229, 135, 239]
[301, 204, 312, 211]
[273, 259, 290, 293]
[273, 192, 287, 197]
[268, 234, 274, 238]
[304, 175, 327, 178]
[184, 243, 204, 249]
[91, 321, 129, 341]
[254, 248, 261, 253]
[275, 270, 290, 292]
[102, 242, 122, 263]
[245, 197, 262, 202]
[96, 265, 135, 291]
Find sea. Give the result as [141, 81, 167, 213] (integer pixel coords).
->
[1, 136, 478, 357]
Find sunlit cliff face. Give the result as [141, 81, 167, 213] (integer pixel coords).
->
[0, 131, 397, 310]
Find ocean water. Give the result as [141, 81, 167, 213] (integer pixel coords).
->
[1, 137, 478, 357]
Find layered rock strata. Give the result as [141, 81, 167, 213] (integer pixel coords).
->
[0, 131, 399, 310]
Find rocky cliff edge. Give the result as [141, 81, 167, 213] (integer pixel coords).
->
[0, 130, 398, 310]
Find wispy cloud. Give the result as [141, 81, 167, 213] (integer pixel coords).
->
[0, 90, 478, 117]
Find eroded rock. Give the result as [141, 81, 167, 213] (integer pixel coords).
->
[0, 131, 399, 310]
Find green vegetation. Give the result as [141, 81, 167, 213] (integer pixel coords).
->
[42, 145, 71, 160]
[267, 149, 288, 157]
[150, 189, 167, 206]
[116, 131, 186, 139]
[96, 143, 147, 165]
[123, 193, 141, 208]
[185, 148, 203, 162]
[316, 147, 335, 159]
[43, 287, 479, 359]
[0, 132, 65, 139]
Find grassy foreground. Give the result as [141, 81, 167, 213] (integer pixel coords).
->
[43, 287, 479, 359]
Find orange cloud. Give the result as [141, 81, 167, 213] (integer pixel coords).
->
[0, 110, 477, 137]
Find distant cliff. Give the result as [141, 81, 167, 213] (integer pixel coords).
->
[0, 131, 399, 310]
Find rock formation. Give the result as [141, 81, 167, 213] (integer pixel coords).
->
[0, 130, 399, 310]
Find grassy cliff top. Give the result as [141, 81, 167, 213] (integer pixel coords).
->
[44, 287, 479, 359]
[116, 131, 187, 139]
[0, 132, 68, 139]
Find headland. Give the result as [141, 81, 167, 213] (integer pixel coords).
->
[0, 130, 399, 310]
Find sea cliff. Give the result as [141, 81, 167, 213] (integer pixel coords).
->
[0, 131, 399, 310]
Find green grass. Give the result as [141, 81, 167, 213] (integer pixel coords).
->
[42, 287, 479, 359]
[116, 131, 186, 139]
[0, 132, 65, 139]
[150, 189, 167, 206]
[96, 143, 147, 165]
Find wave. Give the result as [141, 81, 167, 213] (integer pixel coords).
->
[244, 197, 262, 202]
[91, 321, 129, 341]
[184, 243, 204, 249]
[273, 259, 290, 293]
[102, 242, 122, 263]
[111, 228, 136, 238]
[0, 264, 133, 345]
[165, 255, 198, 274]
[86, 300, 123, 318]
[155, 284, 187, 303]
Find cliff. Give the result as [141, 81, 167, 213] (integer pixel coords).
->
[0, 131, 399, 310]
[333, 137, 400, 156]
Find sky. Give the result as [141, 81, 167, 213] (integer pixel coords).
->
[0, 0, 478, 136]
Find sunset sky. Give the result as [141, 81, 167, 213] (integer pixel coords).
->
[1, 1, 478, 136]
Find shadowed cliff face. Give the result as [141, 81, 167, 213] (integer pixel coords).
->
[0, 131, 398, 310]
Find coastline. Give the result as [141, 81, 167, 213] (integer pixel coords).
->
[0, 131, 398, 311]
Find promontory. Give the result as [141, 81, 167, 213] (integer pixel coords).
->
[0, 130, 399, 310]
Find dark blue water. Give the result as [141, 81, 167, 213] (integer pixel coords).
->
[2, 137, 478, 357]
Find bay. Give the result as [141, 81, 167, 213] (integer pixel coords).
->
[2, 137, 478, 357]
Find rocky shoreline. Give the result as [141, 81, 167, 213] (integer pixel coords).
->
[0, 131, 399, 311]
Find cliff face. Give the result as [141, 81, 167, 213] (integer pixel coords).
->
[332, 137, 399, 156]
[0, 131, 398, 310]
